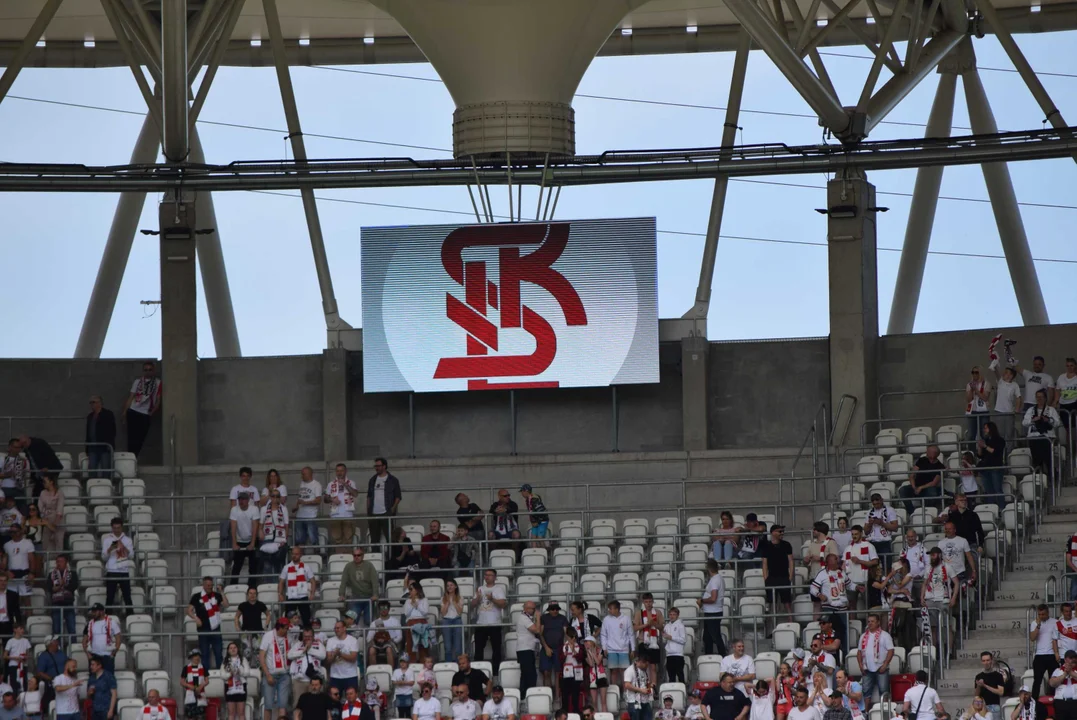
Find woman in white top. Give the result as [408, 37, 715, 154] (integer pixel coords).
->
[223, 641, 251, 720]
[831, 517, 853, 558]
[412, 683, 441, 720]
[965, 367, 992, 441]
[808, 673, 829, 715]
[1024, 389, 1062, 477]
[261, 469, 288, 507]
[965, 696, 992, 720]
[440, 579, 464, 663]
[749, 680, 775, 720]
[402, 581, 430, 662]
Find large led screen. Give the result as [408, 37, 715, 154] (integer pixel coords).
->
[361, 218, 659, 393]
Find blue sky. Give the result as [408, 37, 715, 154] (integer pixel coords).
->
[1, 31, 1075, 359]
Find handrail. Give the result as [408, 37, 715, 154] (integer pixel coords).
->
[791, 402, 827, 500]
[1046, 575, 1059, 605]
[831, 393, 858, 448]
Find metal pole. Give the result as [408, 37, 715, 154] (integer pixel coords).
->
[161, 0, 189, 162]
[863, 31, 964, 133]
[408, 393, 415, 458]
[75, 112, 159, 358]
[189, 0, 245, 126]
[886, 72, 957, 334]
[188, 127, 242, 357]
[611, 386, 619, 452]
[99, 0, 162, 132]
[510, 391, 517, 456]
[686, 30, 750, 319]
[962, 66, 1050, 326]
[0, 0, 65, 105]
[262, 0, 349, 330]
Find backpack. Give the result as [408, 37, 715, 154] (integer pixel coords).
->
[997, 659, 1015, 697]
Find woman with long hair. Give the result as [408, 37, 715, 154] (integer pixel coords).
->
[440, 579, 464, 662]
[808, 672, 829, 715]
[24, 504, 45, 551]
[965, 696, 992, 720]
[36, 475, 64, 553]
[560, 626, 584, 714]
[712, 512, 738, 566]
[223, 641, 250, 720]
[403, 581, 430, 662]
[775, 663, 795, 720]
[261, 469, 287, 507]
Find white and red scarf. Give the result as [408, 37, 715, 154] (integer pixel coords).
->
[926, 565, 950, 599]
[1, 456, 27, 488]
[268, 633, 289, 672]
[143, 704, 170, 720]
[135, 378, 161, 413]
[342, 701, 364, 720]
[326, 479, 356, 512]
[284, 562, 309, 599]
[88, 617, 115, 652]
[225, 657, 246, 692]
[262, 504, 287, 543]
[200, 591, 221, 631]
[183, 664, 207, 705]
[859, 629, 885, 670]
[640, 607, 660, 643]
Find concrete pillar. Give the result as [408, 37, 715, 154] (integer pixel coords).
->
[827, 170, 879, 444]
[682, 335, 710, 451]
[159, 193, 199, 465]
[323, 347, 350, 463]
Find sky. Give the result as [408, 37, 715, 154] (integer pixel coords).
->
[1, 30, 1076, 359]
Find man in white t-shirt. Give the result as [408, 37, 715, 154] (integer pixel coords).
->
[789, 686, 822, 720]
[413, 683, 440, 720]
[481, 685, 517, 720]
[842, 525, 879, 610]
[1049, 651, 1077, 720]
[53, 658, 84, 720]
[1057, 358, 1077, 435]
[864, 495, 898, 571]
[1058, 604, 1077, 657]
[858, 613, 894, 707]
[229, 494, 261, 588]
[326, 620, 360, 697]
[82, 602, 121, 673]
[366, 458, 401, 547]
[514, 601, 540, 696]
[451, 684, 482, 720]
[624, 656, 654, 720]
[324, 463, 358, 550]
[474, 570, 507, 673]
[229, 467, 259, 508]
[260, 619, 292, 719]
[938, 521, 976, 584]
[3, 524, 35, 600]
[805, 636, 837, 690]
[121, 360, 161, 458]
[141, 689, 173, 720]
[992, 366, 1024, 441]
[279, 546, 317, 628]
[719, 639, 756, 696]
[1016, 356, 1055, 411]
[903, 671, 944, 720]
[293, 466, 322, 549]
[699, 559, 728, 656]
[1030, 604, 1061, 707]
[101, 517, 134, 618]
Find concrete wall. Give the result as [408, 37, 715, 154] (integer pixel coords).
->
[707, 338, 831, 448]
[198, 355, 324, 464]
[877, 321, 1077, 442]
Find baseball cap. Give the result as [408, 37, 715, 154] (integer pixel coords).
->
[91, 602, 105, 612]
[400, 653, 410, 663]
[548, 602, 561, 611]
[45, 635, 57, 645]
[276, 618, 290, 629]
[492, 685, 504, 693]
[663, 696, 674, 703]
[791, 648, 806, 659]
[820, 615, 834, 624]
[1020, 685, 1032, 694]
[520, 484, 533, 492]
[345, 610, 359, 621]
[188, 649, 201, 658]
[689, 690, 702, 698]
[929, 546, 942, 554]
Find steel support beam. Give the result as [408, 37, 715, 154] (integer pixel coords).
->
[190, 0, 244, 126]
[962, 65, 1049, 325]
[685, 31, 750, 320]
[188, 128, 241, 357]
[75, 112, 159, 358]
[863, 30, 964, 133]
[886, 71, 957, 335]
[161, 0, 189, 162]
[100, 0, 162, 131]
[724, 0, 852, 138]
[0, 0, 65, 105]
[263, 0, 350, 330]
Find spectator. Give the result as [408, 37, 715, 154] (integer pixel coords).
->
[392, 655, 417, 720]
[518, 485, 549, 546]
[875, 559, 915, 649]
[487, 491, 521, 552]
[4, 524, 34, 609]
[451, 524, 479, 570]
[864, 496, 897, 570]
[339, 547, 379, 626]
[584, 639, 608, 713]
[902, 671, 944, 720]
[473, 570, 507, 673]
[86, 654, 117, 720]
[1010, 686, 1035, 720]
[600, 600, 634, 688]
[699, 559, 728, 656]
[21, 679, 42, 720]
[101, 517, 134, 617]
[815, 617, 842, 666]
[261, 619, 293, 720]
[857, 614, 893, 707]
[287, 627, 326, 706]
[938, 493, 985, 560]
[841, 525, 878, 611]
[442, 579, 465, 662]
[222, 641, 250, 720]
[1030, 604, 1060, 712]
[900, 445, 944, 515]
[966, 367, 993, 441]
[0, 444, 27, 503]
[415, 657, 436, 694]
[762, 525, 794, 621]
[260, 490, 290, 577]
[822, 691, 851, 720]
[412, 683, 440, 720]
[455, 494, 485, 543]
[3, 623, 29, 694]
[787, 686, 819, 720]
[1060, 603, 1077, 659]
[805, 522, 837, 578]
[685, 690, 709, 720]
[703, 674, 750, 720]
[188, 576, 227, 670]
[13, 436, 61, 496]
[231, 468, 260, 508]
[85, 396, 116, 480]
[367, 601, 402, 667]
[402, 581, 431, 661]
[658, 693, 684, 720]
[23, 503, 45, 551]
[82, 603, 119, 673]
[712, 511, 739, 567]
[1049, 653, 1077, 720]
[142, 689, 173, 720]
[481, 685, 515, 720]
[900, 531, 929, 597]
[1024, 390, 1060, 477]
[966, 697, 993, 720]
[0, 500, 21, 548]
[293, 467, 321, 549]
[229, 493, 262, 587]
[810, 557, 850, 655]
[834, 671, 863, 720]
[236, 586, 271, 642]
[831, 518, 852, 558]
[977, 422, 1007, 507]
[279, 546, 317, 627]
[991, 366, 1023, 442]
[0, 576, 18, 643]
[632, 593, 663, 690]
[295, 676, 329, 720]
[122, 361, 161, 457]
[366, 458, 401, 547]
[569, 601, 601, 648]
[452, 654, 490, 704]
[624, 655, 654, 720]
[921, 548, 958, 649]
[974, 651, 1006, 720]
[450, 682, 481, 720]
[386, 527, 420, 579]
[1017, 357, 1055, 413]
[562, 627, 584, 713]
[33, 635, 66, 705]
[663, 607, 687, 684]
[420, 521, 452, 577]
[52, 659, 83, 720]
[737, 515, 765, 567]
[804, 637, 837, 691]
[323, 464, 358, 550]
[343, 685, 373, 720]
[938, 520, 977, 585]
[721, 639, 756, 696]
[262, 469, 287, 508]
[326, 620, 360, 697]
[1057, 358, 1077, 434]
[514, 601, 540, 696]
[539, 601, 570, 689]
[181, 649, 208, 719]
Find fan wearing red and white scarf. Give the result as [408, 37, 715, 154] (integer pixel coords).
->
[341, 699, 365, 720]
[142, 690, 173, 720]
[261, 502, 288, 546]
[260, 624, 291, 674]
[86, 612, 118, 656]
[182, 660, 208, 705]
[189, 579, 222, 632]
[858, 615, 893, 672]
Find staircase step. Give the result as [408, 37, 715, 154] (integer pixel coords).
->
[998, 579, 1056, 593]
[973, 620, 1028, 633]
[1013, 559, 1066, 573]
[981, 607, 1039, 621]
